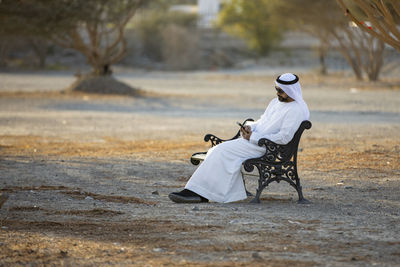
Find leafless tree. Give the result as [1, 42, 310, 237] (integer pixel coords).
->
[331, 24, 385, 80]
[52, 0, 143, 76]
[0, 0, 143, 76]
[279, 0, 386, 80]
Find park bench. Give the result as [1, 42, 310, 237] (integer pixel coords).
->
[190, 119, 312, 204]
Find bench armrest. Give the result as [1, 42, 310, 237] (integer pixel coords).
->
[203, 134, 226, 147]
[257, 138, 290, 162]
[203, 118, 254, 147]
[243, 120, 312, 172]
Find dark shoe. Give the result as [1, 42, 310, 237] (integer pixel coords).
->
[168, 189, 209, 203]
[169, 192, 202, 203]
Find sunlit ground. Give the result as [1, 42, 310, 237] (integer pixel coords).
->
[0, 69, 399, 266]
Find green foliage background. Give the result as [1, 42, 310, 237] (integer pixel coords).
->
[218, 0, 283, 56]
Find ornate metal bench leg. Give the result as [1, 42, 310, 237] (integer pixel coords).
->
[250, 169, 267, 204]
[241, 173, 253, 197]
[250, 190, 261, 203]
[250, 180, 264, 204]
[296, 185, 310, 204]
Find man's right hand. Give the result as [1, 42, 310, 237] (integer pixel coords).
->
[241, 126, 252, 140]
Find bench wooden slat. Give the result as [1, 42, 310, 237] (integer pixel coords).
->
[191, 154, 206, 161]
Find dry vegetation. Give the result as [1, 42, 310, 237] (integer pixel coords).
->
[0, 134, 399, 171]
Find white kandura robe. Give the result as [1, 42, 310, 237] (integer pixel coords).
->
[185, 98, 308, 203]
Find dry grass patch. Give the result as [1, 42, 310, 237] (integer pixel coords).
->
[299, 137, 400, 172]
[1, 135, 399, 173]
[0, 135, 208, 161]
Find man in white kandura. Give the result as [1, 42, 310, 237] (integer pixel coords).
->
[169, 73, 310, 203]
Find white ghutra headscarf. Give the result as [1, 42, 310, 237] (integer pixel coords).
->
[275, 73, 310, 120]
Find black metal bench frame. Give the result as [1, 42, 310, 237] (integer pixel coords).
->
[190, 119, 312, 204]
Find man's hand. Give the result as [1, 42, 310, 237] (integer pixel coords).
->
[241, 126, 252, 141]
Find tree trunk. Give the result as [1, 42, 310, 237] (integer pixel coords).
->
[318, 43, 328, 75]
[30, 38, 48, 69]
[331, 29, 363, 81]
[90, 63, 112, 76]
[335, 38, 363, 80]
[366, 39, 385, 81]
[0, 40, 10, 68]
[350, 60, 363, 81]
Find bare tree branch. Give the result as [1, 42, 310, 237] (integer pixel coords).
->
[336, 0, 400, 52]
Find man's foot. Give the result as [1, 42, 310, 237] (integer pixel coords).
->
[168, 189, 208, 203]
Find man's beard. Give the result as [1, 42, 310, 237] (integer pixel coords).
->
[278, 95, 289, 102]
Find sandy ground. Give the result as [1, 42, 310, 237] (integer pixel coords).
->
[0, 69, 399, 266]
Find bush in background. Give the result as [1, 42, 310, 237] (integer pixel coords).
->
[132, 10, 199, 65]
[161, 24, 201, 70]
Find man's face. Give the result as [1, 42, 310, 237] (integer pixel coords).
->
[275, 86, 290, 102]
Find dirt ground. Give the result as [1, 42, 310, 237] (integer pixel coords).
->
[0, 70, 399, 266]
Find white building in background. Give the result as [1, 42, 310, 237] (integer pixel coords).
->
[169, 0, 223, 28]
[169, 5, 198, 14]
[197, 0, 222, 28]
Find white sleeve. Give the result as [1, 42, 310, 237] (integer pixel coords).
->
[263, 112, 302, 144]
[249, 130, 263, 145]
[250, 106, 304, 145]
[245, 99, 276, 131]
